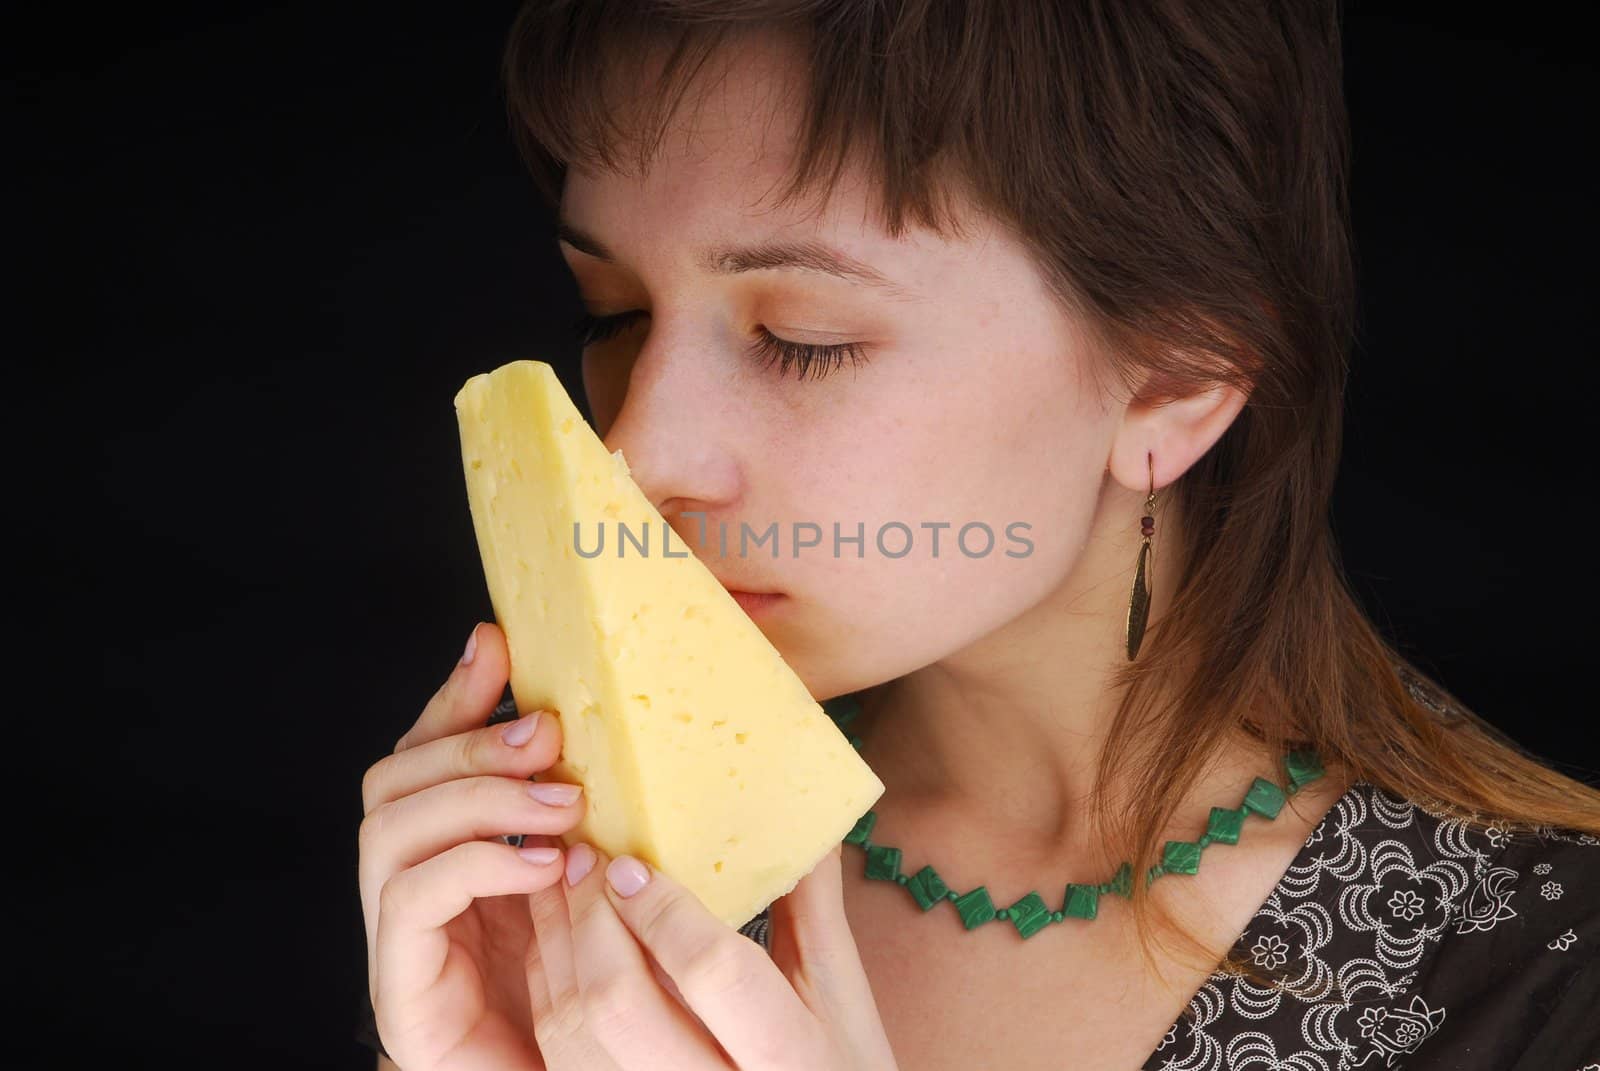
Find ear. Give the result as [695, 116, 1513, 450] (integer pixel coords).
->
[1107, 377, 1249, 496]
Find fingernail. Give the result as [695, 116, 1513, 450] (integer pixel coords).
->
[566, 842, 596, 887]
[518, 845, 561, 865]
[460, 626, 479, 665]
[501, 711, 541, 747]
[528, 780, 581, 805]
[606, 855, 650, 898]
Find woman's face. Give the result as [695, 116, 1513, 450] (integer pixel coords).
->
[558, 36, 1125, 700]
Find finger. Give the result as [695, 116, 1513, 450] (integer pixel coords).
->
[767, 844, 878, 1013]
[373, 839, 565, 1020]
[524, 834, 574, 1016]
[759, 852, 899, 1070]
[524, 836, 577, 1050]
[362, 702, 564, 815]
[565, 843, 736, 1070]
[524, 835, 693, 1021]
[524, 839, 662, 1066]
[358, 768, 577, 980]
[359, 773, 586, 893]
[594, 845, 818, 1069]
[398, 621, 512, 753]
[522, 852, 554, 1018]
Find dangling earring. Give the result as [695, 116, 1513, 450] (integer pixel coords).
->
[1125, 451, 1157, 660]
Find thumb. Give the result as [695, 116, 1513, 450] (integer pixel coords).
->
[767, 843, 876, 1011]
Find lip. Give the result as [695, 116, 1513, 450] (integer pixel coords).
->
[726, 589, 787, 615]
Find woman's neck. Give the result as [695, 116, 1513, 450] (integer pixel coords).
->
[852, 665, 1300, 875]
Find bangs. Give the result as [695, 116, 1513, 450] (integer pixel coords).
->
[500, 1, 983, 240]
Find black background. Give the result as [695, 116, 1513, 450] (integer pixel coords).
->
[15, 3, 1595, 1066]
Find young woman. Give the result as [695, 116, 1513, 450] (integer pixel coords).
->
[357, 3, 1599, 1068]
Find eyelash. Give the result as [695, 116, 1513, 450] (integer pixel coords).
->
[569, 310, 867, 383]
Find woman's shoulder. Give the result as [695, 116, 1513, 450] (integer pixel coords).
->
[1313, 778, 1600, 945]
[1164, 777, 1600, 1069]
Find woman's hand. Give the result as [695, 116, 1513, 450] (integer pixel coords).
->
[358, 620, 900, 1070]
[358, 622, 582, 1070]
[523, 815, 900, 1069]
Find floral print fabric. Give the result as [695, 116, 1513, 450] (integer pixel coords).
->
[737, 781, 1600, 1069]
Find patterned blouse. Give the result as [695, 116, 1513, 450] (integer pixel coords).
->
[736, 779, 1600, 1069]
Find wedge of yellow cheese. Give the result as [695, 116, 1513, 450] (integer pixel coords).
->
[453, 359, 885, 929]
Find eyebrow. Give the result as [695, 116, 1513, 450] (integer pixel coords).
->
[555, 219, 918, 301]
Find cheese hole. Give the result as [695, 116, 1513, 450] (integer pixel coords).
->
[734, 732, 748, 744]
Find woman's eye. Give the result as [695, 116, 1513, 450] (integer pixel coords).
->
[746, 327, 868, 382]
[570, 309, 646, 347]
[570, 310, 868, 382]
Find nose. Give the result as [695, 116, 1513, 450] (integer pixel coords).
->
[594, 340, 745, 528]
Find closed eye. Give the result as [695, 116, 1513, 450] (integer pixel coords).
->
[570, 310, 869, 382]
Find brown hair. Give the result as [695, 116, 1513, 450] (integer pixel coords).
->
[499, 0, 1600, 999]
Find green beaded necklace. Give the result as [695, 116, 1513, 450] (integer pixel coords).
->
[824, 692, 1326, 939]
